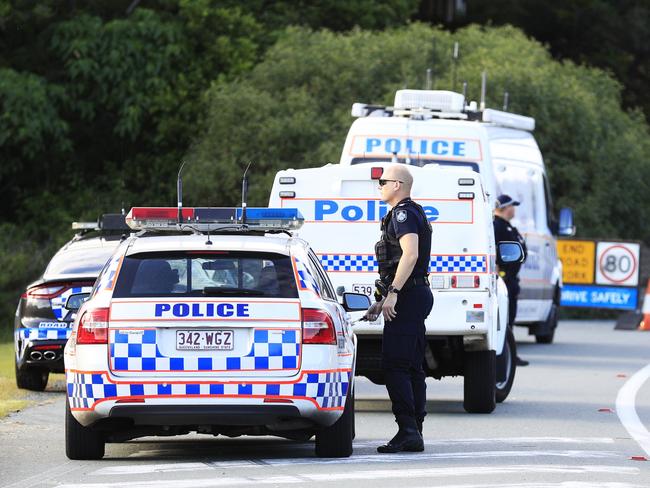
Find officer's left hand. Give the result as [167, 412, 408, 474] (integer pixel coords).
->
[382, 292, 398, 322]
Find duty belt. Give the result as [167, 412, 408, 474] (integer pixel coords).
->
[375, 276, 429, 298]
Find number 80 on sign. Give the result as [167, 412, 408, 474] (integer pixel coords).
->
[595, 242, 640, 287]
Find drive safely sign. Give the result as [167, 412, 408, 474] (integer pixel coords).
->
[560, 285, 638, 310]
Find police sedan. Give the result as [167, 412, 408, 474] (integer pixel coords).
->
[14, 214, 128, 391]
[64, 207, 369, 459]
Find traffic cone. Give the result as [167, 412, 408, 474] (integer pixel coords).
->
[638, 279, 650, 331]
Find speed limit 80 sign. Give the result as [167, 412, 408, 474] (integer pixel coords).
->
[595, 242, 640, 287]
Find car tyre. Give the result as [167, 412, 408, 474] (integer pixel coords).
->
[536, 301, 558, 344]
[496, 327, 517, 403]
[315, 388, 354, 457]
[65, 397, 105, 460]
[15, 362, 48, 391]
[463, 350, 496, 413]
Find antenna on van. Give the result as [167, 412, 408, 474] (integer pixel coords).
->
[503, 91, 509, 111]
[425, 68, 432, 90]
[240, 162, 252, 225]
[177, 160, 188, 223]
[462, 81, 468, 103]
[480, 71, 487, 111]
[451, 42, 459, 91]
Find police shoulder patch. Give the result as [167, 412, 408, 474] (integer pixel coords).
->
[396, 210, 407, 223]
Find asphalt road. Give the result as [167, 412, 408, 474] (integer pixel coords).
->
[2, 320, 650, 488]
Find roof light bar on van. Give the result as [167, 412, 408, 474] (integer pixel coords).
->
[458, 178, 475, 186]
[482, 109, 535, 131]
[125, 207, 304, 232]
[394, 90, 465, 113]
[458, 192, 475, 200]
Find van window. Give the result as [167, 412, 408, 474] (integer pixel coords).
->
[113, 251, 298, 298]
[494, 164, 537, 232]
[350, 157, 479, 173]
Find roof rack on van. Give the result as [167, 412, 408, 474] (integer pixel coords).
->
[351, 89, 535, 132]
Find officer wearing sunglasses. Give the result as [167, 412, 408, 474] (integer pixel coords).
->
[364, 164, 433, 453]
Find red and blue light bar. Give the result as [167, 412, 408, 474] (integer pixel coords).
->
[125, 207, 304, 232]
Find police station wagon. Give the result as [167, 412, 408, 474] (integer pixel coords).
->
[64, 207, 369, 459]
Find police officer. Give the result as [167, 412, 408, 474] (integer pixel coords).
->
[493, 194, 529, 367]
[364, 164, 433, 453]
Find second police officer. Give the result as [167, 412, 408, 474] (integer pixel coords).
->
[493, 194, 529, 367]
[364, 163, 434, 453]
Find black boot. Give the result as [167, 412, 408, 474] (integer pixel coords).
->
[377, 416, 424, 453]
[416, 418, 423, 436]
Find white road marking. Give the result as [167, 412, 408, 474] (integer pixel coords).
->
[353, 437, 616, 447]
[57, 465, 641, 488]
[90, 449, 621, 475]
[616, 363, 650, 456]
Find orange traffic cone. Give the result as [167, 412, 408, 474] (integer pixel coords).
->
[638, 279, 650, 331]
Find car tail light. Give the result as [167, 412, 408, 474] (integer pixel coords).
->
[451, 275, 480, 288]
[24, 281, 95, 300]
[371, 167, 384, 179]
[25, 284, 66, 299]
[77, 308, 110, 344]
[302, 308, 336, 345]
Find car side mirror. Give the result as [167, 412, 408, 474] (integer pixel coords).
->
[342, 292, 371, 312]
[497, 242, 525, 264]
[558, 207, 576, 236]
[65, 293, 90, 311]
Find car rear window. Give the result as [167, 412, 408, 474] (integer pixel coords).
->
[112, 252, 298, 298]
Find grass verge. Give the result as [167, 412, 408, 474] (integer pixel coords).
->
[0, 342, 28, 417]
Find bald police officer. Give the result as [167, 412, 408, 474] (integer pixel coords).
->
[364, 164, 433, 453]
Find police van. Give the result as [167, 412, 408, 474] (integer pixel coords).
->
[64, 207, 369, 459]
[338, 89, 575, 344]
[270, 163, 525, 413]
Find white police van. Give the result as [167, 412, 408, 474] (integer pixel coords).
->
[64, 207, 369, 459]
[270, 163, 525, 413]
[338, 89, 575, 344]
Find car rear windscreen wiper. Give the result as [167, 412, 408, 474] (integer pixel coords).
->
[202, 287, 266, 296]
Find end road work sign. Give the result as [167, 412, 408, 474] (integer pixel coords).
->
[557, 238, 641, 310]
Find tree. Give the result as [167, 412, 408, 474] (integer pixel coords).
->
[189, 24, 650, 243]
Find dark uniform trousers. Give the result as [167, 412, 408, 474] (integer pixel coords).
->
[505, 277, 520, 326]
[382, 284, 434, 424]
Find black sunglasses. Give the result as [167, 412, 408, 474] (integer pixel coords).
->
[378, 179, 402, 186]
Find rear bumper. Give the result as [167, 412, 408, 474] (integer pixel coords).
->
[108, 404, 302, 426]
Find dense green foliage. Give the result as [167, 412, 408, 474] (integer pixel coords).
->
[188, 24, 650, 243]
[0, 2, 649, 335]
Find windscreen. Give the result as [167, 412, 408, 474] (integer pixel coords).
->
[113, 251, 298, 298]
[350, 157, 479, 172]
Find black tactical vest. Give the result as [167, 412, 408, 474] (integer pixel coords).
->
[375, 199, 432, 283]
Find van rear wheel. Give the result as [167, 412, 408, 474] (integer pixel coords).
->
[536, 302, 558, 344]
[463, 350, 496, 413]
[315, 389, 354, 457]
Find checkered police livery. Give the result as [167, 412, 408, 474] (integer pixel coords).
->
[293, 256, 321, 295]
[318, 253, 488, 273]
[67, 369, 351, 410]
[19, 327, 71, 340]
[50, 286, 92, 320]
[430, 254, 487, 273]
[109, 328, 301, 372]
[320, 254, 377, 272]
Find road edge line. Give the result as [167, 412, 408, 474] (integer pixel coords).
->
[616, 363, 650, 456]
